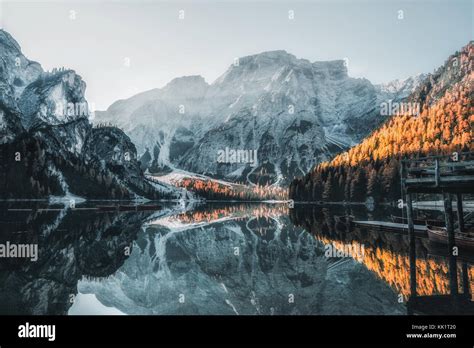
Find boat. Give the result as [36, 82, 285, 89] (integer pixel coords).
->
[426, 225, 474, 249]
[391, 214, 444, 227]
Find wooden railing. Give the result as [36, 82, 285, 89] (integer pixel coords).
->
[401, 152, 474, 189]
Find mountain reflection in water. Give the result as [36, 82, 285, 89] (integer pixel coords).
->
[0, 202, 471, 315]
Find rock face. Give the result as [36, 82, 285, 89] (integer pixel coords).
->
[0, 104, 23, 145]
[409, 42, 474, 107]
[19, 70, 88, 132]
[95, 51, 425, 185]
[0, 30, 42, 144]
[0, 30, 43, 104]
[82, 127, 162, 198]
[0, 29, 167, 199]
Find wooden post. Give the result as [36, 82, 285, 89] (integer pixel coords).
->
[456, 193, 464, 232]
[443, 192, 458, 296]
[400, 160, 406, 182]
[406, 193, 417, 298]
[462, 262, 470, 297]
[435, 159, 440, 187]
[344, 206, 350, 234]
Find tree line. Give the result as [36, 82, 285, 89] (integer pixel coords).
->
[290, 43, 473, 203]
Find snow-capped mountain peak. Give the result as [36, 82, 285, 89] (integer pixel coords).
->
[377, 73, 427, 99]
[94, 50, 419, 185]
[161, 75, 209, 98]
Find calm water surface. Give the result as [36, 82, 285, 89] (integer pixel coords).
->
[0, 201, 472, 315]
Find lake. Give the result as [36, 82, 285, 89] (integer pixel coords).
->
[0, 201, 471, 315]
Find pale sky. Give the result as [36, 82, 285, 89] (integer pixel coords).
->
[1, 0, 472, 110]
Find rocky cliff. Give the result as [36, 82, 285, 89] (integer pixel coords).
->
[0, 29, 169, 199]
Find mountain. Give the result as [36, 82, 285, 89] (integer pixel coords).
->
[289, 42, 473, 203]
[0, 29, 171, 200]
[95, 51, 421, 186]
[375, 73, 427, 102]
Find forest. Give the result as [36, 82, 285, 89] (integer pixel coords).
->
[176, 177, 288, 201]
[290, 42, 473, 203]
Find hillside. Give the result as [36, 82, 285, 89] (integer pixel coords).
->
[289, 42, 474, 203]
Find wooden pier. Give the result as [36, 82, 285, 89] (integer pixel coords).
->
[353, 220, 427, 236]
[401, 153, 474, 314]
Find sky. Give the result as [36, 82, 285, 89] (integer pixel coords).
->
[0, 0, 472, 110]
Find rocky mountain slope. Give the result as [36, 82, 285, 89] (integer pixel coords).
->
[0, 29, 170, 199]
[96, 51, 423, 186]
[375, 73, 427, 104]
[290, 41, 473, 202]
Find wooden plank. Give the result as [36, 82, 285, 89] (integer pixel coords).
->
[407, 186, 474, 194]
[435, 159, 440, 187]
[457, 193, 465, 232]
[353, 220, 427, 233]
[406, 193, 417, 298]
[462, 262, 470, 296]
[440, 161, 474, 167]
[405, 175, 474, 185]
[443, 192, 458, 296]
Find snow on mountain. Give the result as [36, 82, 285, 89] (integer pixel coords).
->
[376, 73, 427, 101]
[96, 50, 413, 185]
